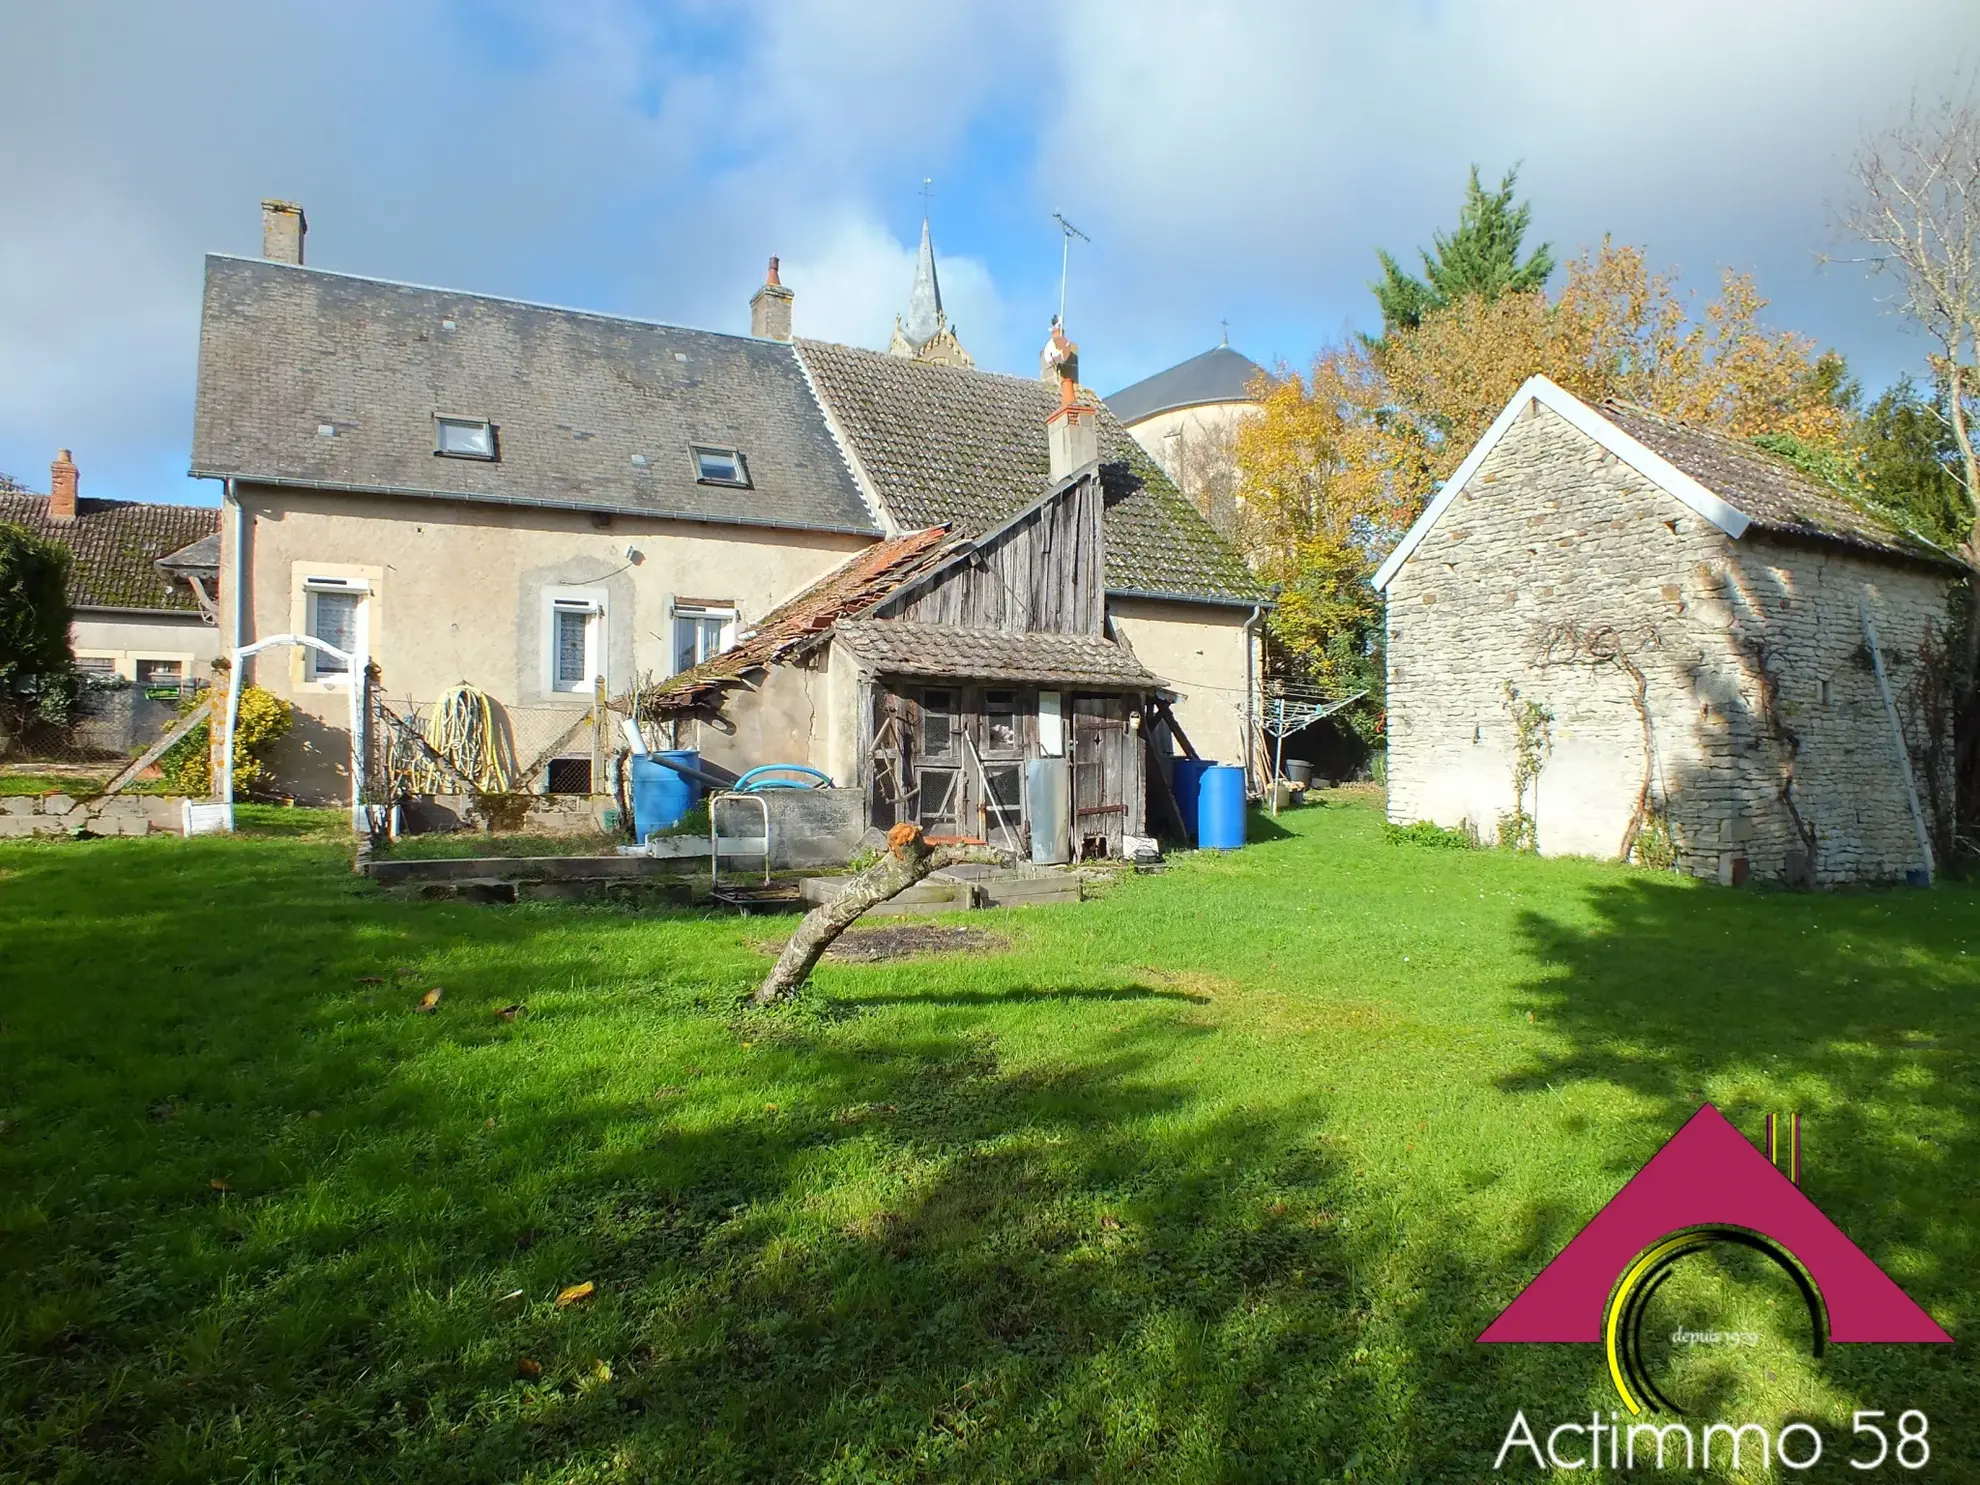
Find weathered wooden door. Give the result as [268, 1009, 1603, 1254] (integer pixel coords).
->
[1071, 695, 1128, 858]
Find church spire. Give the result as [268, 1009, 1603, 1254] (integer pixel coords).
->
[888, 184, 973, 369]
[903, 215, 944, 349]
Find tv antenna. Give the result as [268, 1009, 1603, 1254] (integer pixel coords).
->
[1052, 211, 1090, 329]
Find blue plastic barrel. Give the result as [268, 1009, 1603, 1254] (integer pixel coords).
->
[1171, 758, 1214, 844]
[1197, 764, 1246, 850]
[630, 750, 702, 840]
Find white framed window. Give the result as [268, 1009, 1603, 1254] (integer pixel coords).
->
[436, 416, 497, 460]
[547, 591, 605, 693]
[304, 577, 368, 682]
[690, 446, 749, 487]
[671, 601, 735, 674]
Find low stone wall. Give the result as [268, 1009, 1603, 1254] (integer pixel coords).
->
[0, 793, 191, 838]
[398, 793, 618, 836]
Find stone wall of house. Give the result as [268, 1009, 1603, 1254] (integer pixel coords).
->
[1385, 401, 1953, 886]
[0, 793, 190, 838]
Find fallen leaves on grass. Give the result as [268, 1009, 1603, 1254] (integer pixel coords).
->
[516, 1358, 542, 1380]
[357, 976, 385, 985]
[208, 1178, 230, 1192]
[494, 1004, 524, 1021]
[415, 988, 443, 1013]
[555, 1281, 595, 1308]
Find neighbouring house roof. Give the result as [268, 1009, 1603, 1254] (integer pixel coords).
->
[795, 338, 1265, 605]
[1104, 344, 1268, 426]
[1374, 375, 1959, 592]
[157, 531, 221, 575]
[833, 619, 1160, 689]
[191, 255, 878, 535]
[629, 525, 963, 716]
[0, 493, 219, 612]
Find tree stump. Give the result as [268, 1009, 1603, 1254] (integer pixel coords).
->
[754, 823, 1009, 1003]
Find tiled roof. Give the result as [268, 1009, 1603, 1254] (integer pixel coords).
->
[833, 619, 1160, 689]
[1602, 402, 1953, 566]
[192, 256, 877, 535]
[795, 338, 1264, 605]
[628, 526, 961, 716]
[0, 494, 218, 612]
[1105, 344, 1268, 425]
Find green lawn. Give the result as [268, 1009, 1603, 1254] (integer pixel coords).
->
[0, 794, 1973, 1482]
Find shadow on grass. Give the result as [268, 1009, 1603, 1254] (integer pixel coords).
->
[0, 832, 1574, 1483]
[1499, 872, 1978, 1435]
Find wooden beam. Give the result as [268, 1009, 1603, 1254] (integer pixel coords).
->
[1149, 696, 1200, 760]
[100, 693, 215, 797]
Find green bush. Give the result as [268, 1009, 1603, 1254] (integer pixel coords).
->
[1383, 819, 1476, 849]
[159, 686, 294, 796]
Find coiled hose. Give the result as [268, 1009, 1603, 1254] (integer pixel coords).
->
[418, 684, 515, 793]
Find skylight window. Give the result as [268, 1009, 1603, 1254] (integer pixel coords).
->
[692, 446, 750, 487]
[435, 416, 496, 460]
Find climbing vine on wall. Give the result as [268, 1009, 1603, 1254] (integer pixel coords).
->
[1497, 681, 1553, 851]
[1536, 621, 1673, 867]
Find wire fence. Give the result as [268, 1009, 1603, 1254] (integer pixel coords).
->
[370, 692, 607, 798]
[0, 678, 206, 782]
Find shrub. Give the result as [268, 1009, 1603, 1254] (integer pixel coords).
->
[1383, 819, 1476, 849]
[0, 522, 77, 732]
[159, 686, 294, 796]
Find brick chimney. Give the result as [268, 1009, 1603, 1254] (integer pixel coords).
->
[750, 256, 794, 341]
[1044, 326, 1096, 482]
[261, 199, 307, 264]
[49, 449, 78, 522]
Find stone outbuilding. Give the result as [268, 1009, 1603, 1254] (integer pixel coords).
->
[1375, 375, 1961, 887]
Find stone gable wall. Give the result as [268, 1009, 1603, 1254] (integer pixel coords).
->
[1385, 402, 1952, 885]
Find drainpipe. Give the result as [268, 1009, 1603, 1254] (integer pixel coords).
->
[227, 480, 249, 663]
[1241, 602, 1264, 794]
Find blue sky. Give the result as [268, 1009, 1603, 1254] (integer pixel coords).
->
[1, 0, 1975, 509]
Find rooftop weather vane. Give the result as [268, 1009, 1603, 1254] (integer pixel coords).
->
[1051, 211, 1090, 330]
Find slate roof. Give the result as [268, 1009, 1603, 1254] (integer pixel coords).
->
[191, 255, 877, 535]
[0, 493, 218, 612]
[833, 620, 1160, 689]
[157, 532, 221, 574]
[795, 339, 1264, 605]
[629, 526, 962, 716]
[1601, 402, 1954, 566]
[1105, 344, 1268, 426]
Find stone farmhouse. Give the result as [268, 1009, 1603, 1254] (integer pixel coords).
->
[0, 450, 219, 683]
[1376, 375, 1959, 887]
[190, 202, 1264, 808]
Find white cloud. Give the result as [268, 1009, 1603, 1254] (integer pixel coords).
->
[0, 0, 1973, 499]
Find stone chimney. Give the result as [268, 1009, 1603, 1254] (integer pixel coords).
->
[750, 256, 794, 341]
[49, 449, 78, 522]
[261, 199, 307, 264]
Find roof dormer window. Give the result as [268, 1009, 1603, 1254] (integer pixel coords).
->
[692, 446, 750, 487]
[435, 416, 496, 460]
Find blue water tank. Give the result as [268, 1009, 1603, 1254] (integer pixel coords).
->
[1171, 757, 1214, 844]
[630, 750, 702, 841]
[1197, 764, 1246, 850]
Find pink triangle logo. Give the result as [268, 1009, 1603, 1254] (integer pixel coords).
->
[1480, 1105, 1950, 1347]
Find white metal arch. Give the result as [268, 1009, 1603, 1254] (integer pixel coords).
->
[218, 634, 368, 832]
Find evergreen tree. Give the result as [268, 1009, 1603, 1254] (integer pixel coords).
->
[1858, 377, 1970, 548]
[1372, 166, 1555, 336]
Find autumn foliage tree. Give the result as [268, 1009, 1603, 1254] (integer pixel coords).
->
[1235, 237, 1851, 734]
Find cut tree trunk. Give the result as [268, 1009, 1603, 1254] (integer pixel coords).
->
[754, 823, 1010, 1003]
